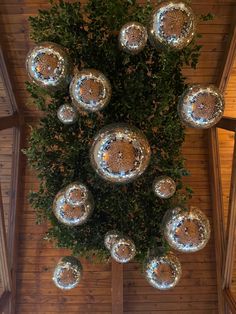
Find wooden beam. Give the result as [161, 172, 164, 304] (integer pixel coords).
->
[208, 9, 236, 313]
[208, 127, 226, 314]
[223, 133, 236, 289]
[7, 126, 25, 314]
[0, 32, 25, 314]
[0, 184, 12, 293]
[0, 113, 19, 131]
[224, 289, 236, 314]
[112, 260, 123, 314]
[216, 15, 236, 93]
[216, 117, 236, 132]
[0, 291, 11, 313]
[0, 46, 21, 116]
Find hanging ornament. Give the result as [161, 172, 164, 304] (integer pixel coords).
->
[119, 22, 148, 55]
[26, 42, 72, 90]
[90, 123, 151, 183]
[57, 104, 78, 125]
[53, 190, 93, 226]
[111, 236, 136, 263]
[178, 85, 225, 129]
[53, 187, 94, 226]
[153, 176, 176, 199]
[64, 182, 90, 206]
[149, 1, 196, 50]
[69, 69, 112, 112]
[104, 230, 121, 250]
[52, 256, 83, 290]
[162, 206, 211, 253]
[144, 252, 182, 290]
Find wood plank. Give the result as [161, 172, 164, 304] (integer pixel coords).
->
[207, 6, 236, 313]
[208, 127, 226, 313]
[0, 114, 19, 130]
[125, 311, 216, 314]
[0, 184, 12, 292]
[0, 29, 25, 314]
[223, 134, 236, 288]
[216, 12, 236, 91]
[0, 291, 11, 313]
[217, 117, 236, 132]
[16, 303, 112, 313]
[224, 289, 236, 313]
[0, 46, 18, 116]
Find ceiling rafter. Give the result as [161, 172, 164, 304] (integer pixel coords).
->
[208, 7, 236, 314]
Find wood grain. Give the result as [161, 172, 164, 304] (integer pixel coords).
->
[112, 261, 123, 314]
[1, 0, 236, 313]
[223, 134, 236, 289]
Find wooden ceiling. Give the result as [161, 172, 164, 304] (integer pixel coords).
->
[0, 0, 236, 313]
[218, 56, 236, 301]
[0, 0, 235, 117]
[0, 75, 12, 117]
[224, 58, 236, 119]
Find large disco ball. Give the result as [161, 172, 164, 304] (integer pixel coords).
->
[57, 104, 78, 125]
[104, 230, 121, 251]
[153, 176, 176, 199]
[52, 256, 83, 290]
[53, 184, 94, 226]
[110, 236, 136, 263]
[119, 22, 148, 55]
[178, 85, 225, 128]
[162, 206, 211, 253]
[90, 123, 151, 183]
[149, 1, 196, 50]
[144, 252, 182, 290]
[26, 42, 72, 90]
[70, 69, 112, 112]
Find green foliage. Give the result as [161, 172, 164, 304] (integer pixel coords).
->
[25, 0, 201, 262]
[199, 13, 214, 21]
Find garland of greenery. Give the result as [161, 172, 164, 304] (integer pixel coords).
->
[25, 0, 211, 263]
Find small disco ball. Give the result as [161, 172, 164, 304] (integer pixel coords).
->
[119, 22, 148, 55]
[111, 236, 136, 263]
[178, 85, 225, 129]
[104, 230, 121, 250]
[52, 256, 83, 290]
[26, 42, 72, 90]
[90, 123, 151, 183]
[149, 1, 196, 50]
[162, 206, 211, 253]
[53, 189, 94, 226]
[144, 252, 182, 290]
[153, 176, 176, 199]
[57, 104, 78, 125]
[64, 182, 90, 207]
[70, 69, 112, 112]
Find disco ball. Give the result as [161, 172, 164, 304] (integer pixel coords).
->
[53, 188, 94, 226]
[153, 176, 176, 199]
[104, 230, 121, 251]
[90, 123, 151, 183]
[162, 206, 211, 253]
[57, 104, 78, 125]
[70, 69, 112, 112]
[178, 85, 225, 128]
[26, 42, 72, 90]
[52, 256, 83, 290]
[119, 22, 148, 55]
[111, 236, 136, 263]
[144, 252, 182, 290]
[149, 1, 196, 50]
[64, 182, 91, 207]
